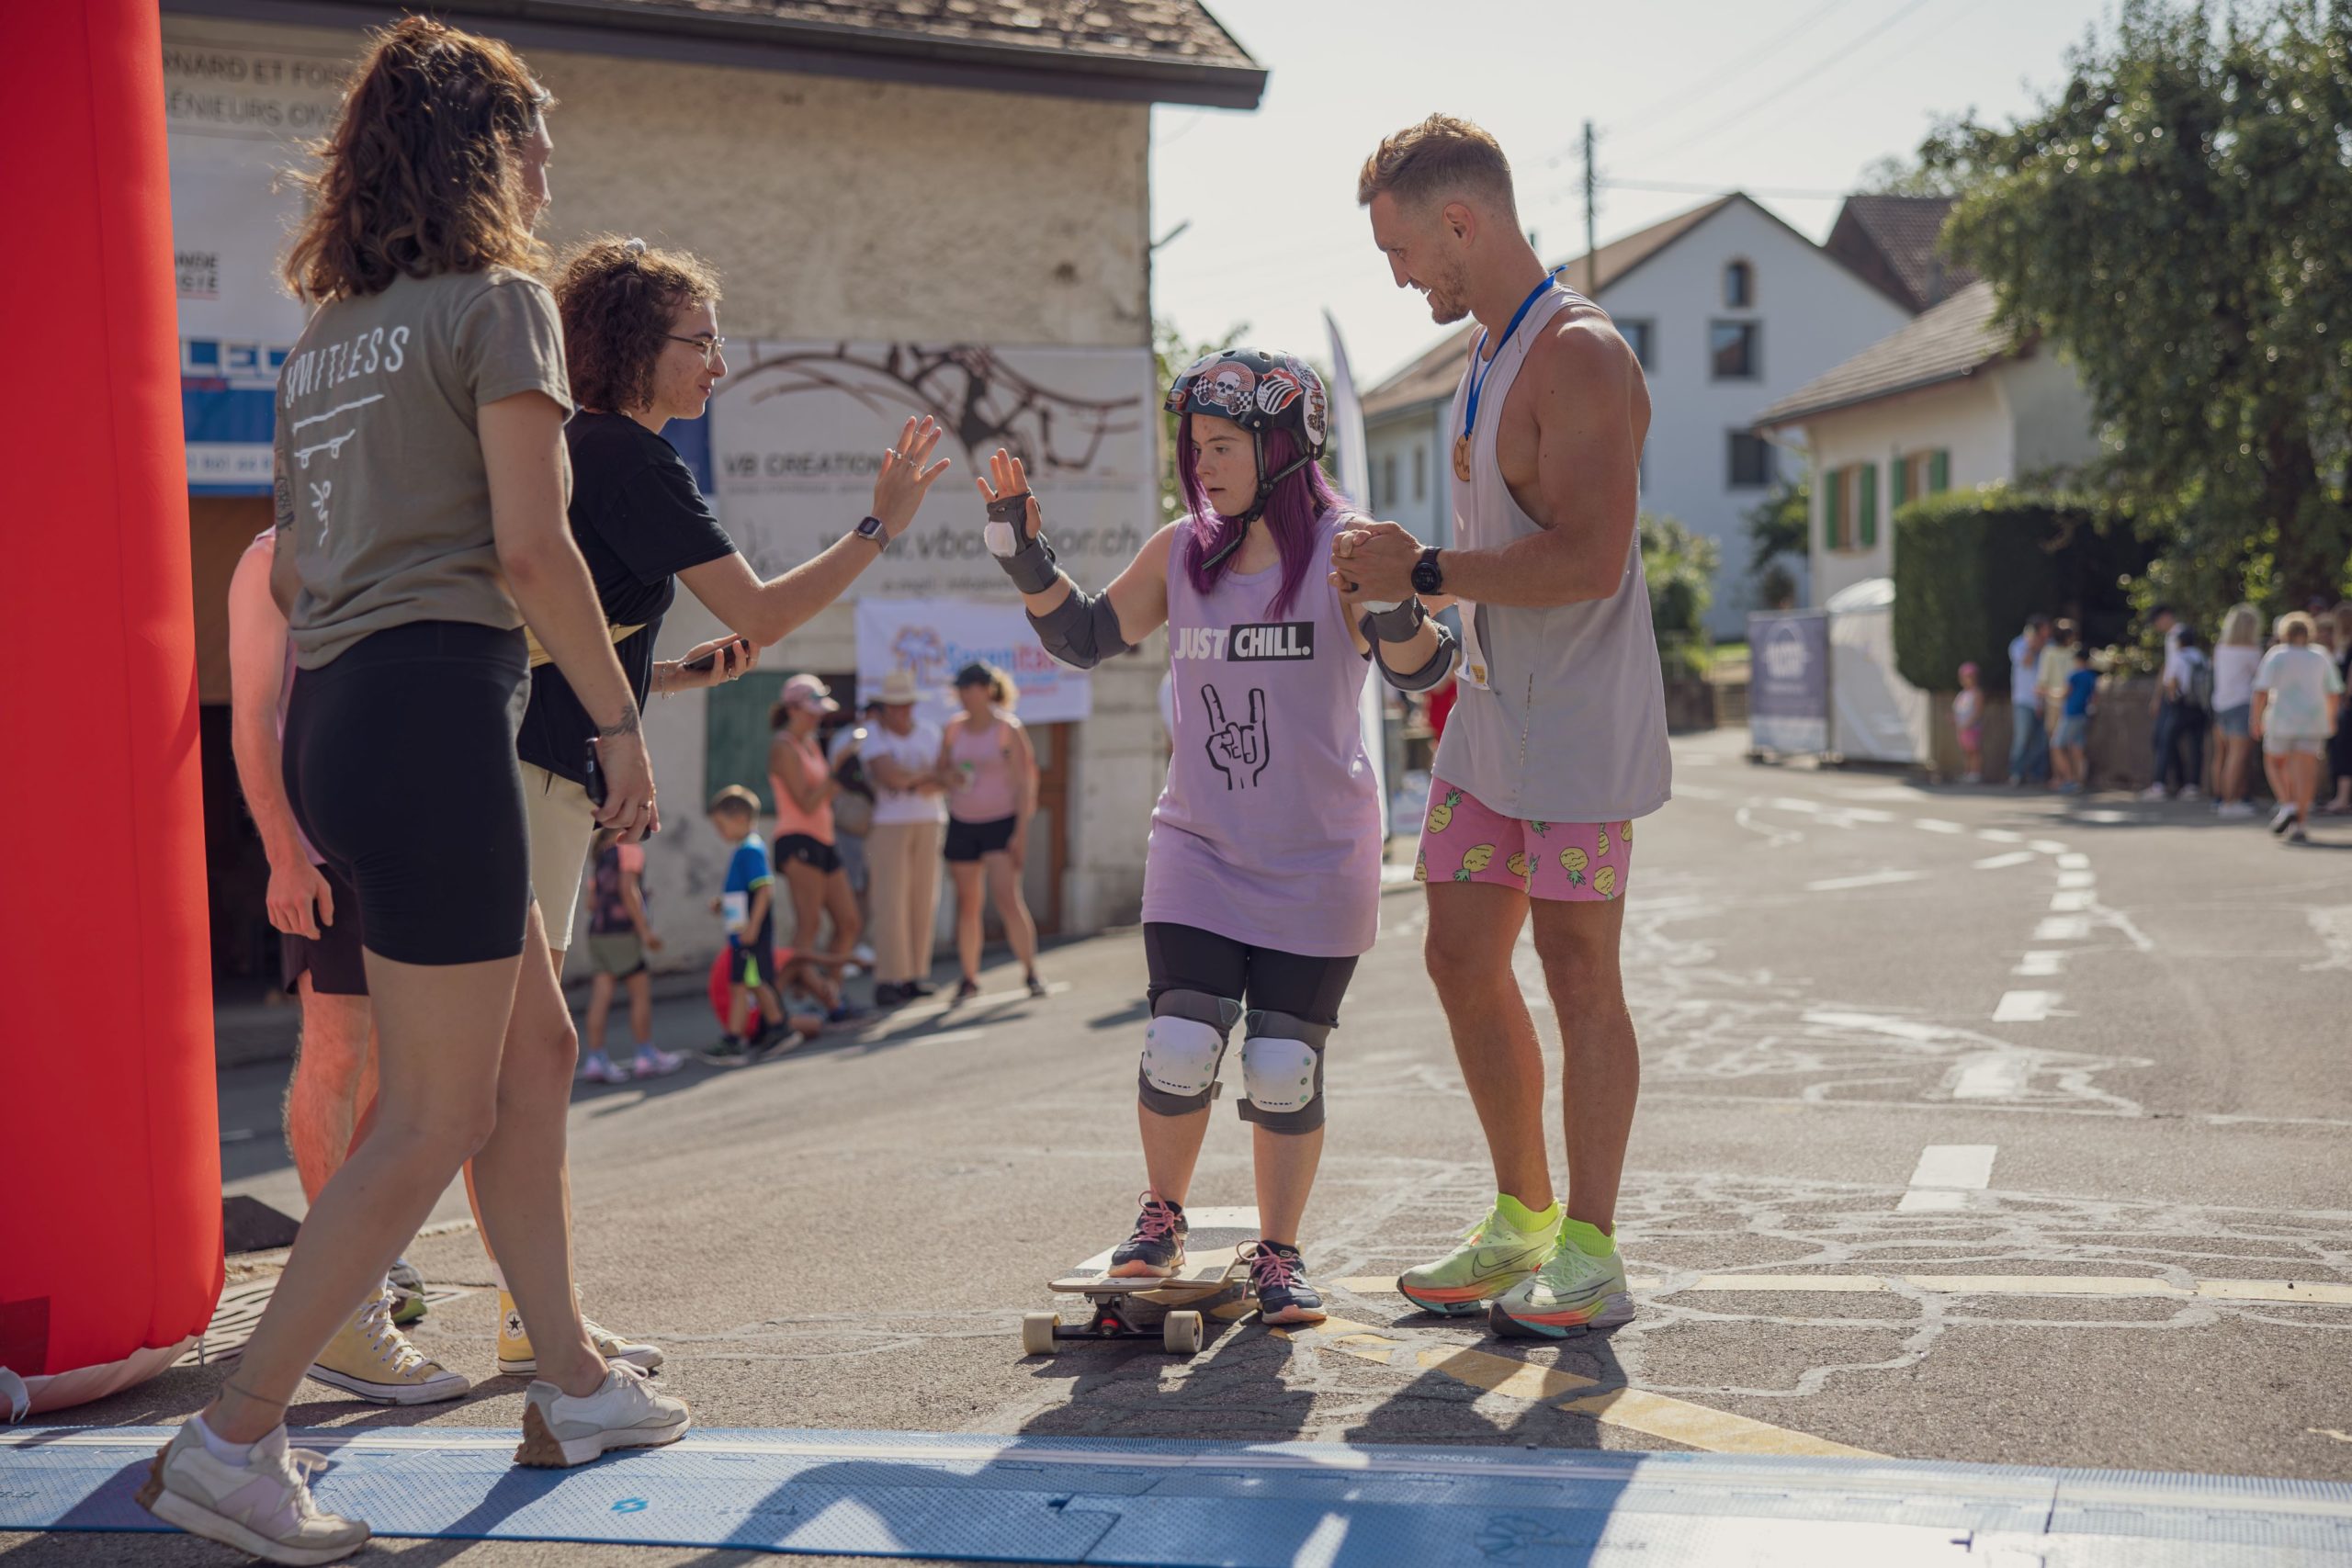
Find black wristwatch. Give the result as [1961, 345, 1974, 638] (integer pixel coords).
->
[854, 514, 888, 549]
[1410, 547, 1444, 596]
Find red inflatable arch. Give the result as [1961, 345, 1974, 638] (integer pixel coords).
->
[0, 0, 225, 1416]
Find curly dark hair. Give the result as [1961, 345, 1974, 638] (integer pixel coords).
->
[552, 237, 723, 413]
[282, 17, 551, 301]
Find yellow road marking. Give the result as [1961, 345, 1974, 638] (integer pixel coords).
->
[1269, 1314, 1881, 1459]
[1333, 1274, 2352, 1305]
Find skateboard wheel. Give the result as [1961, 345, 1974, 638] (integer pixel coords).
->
[1163, 1311, 1203, 1354]
[1022, 1312, 1058, 1355]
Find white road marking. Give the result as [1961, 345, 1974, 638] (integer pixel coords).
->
[2056, 852, 2091, 870]
[1914, 818, 1966, 834]
[1181, 1206, 1261, 1229]
[2033, 916, 2092, 942]
[1973, 851, 2037, 871]
[1975, 829, 2025, 844]
[2048, 890, 2096, 912]
[1832, 784, 1923, 801]
[1838, 807, 1899, 823]
[1897, 1143, 1997, 1212]
[1771, 796, 1826, 814]
[1993, 989, 2060, 1022]
[1294, 1515, 1350, 1568]
[2013, 952, 2065, 977]
[1734, 807, 1804, 847]
[2077, 809, 2130, 825]
[1804, 868, 1929, 892]
[1952, 1055, 2032, 1100]
[2030, 840, 2071, 854]
[2056, 870, 2097, 889]
[1671, 783, 1729, 800]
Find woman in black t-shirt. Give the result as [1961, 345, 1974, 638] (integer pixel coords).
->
[527, 238, 952, 954]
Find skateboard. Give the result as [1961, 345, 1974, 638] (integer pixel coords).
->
[1023, 1224, 1255, 1356]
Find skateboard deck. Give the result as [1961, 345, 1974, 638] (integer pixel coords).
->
[1027, 1224, 1255, 1354]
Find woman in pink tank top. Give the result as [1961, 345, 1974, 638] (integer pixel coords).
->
[766, 672, 861, 1016]
[937, 660, 1044, 1003]
[973, 348, 1453, 1325]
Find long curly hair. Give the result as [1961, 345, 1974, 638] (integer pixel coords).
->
[282, 17, 551, 301]
[552, 238, 723, 413]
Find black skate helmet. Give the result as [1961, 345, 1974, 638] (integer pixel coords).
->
[1164, 347, 1330, 532]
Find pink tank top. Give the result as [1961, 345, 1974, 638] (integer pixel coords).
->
[946, 716, 1021, 823]
[768, 731, 833, 843]
[1144, 508, 1382, 957]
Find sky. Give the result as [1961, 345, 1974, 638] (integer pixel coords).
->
[1149, 0, 2123, 389]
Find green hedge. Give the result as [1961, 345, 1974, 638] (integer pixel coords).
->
[1891, 486, 2151, 691]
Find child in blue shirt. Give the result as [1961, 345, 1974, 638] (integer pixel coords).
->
[2054, 649, 2098, 794]
[704, 786, 790, 1064]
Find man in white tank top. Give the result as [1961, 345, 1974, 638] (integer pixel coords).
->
[1339, 115, 1669, 1340]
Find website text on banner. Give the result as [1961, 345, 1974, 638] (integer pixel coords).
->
[708, 341, 1157, 598]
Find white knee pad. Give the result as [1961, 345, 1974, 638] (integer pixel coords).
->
[1138, 988, 1243, 1115]
[1238, 1009, 1330, 1133]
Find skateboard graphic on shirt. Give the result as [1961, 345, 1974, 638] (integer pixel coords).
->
[1202, 684, 1271, 788]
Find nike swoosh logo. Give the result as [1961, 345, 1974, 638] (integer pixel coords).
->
[1472, 1244, 1546, 1272]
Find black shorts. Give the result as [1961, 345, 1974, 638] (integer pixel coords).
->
[944, 814, 1018, 863]
[1142, 922, 1356, 1025]
[773, 832, 842, 874]
[283, 620, 532, 967]
[278, 859, 369, 997]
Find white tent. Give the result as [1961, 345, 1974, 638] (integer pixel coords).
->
[1825, 577, 1928, 764]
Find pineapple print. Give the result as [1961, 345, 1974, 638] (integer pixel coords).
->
[1621, 819, 1634, 843]
[1413, 853, 1427, 883]
[1558, 845, 1589, 887]
[1531, 820, 1551, 837]
[1597, 824, 1612, 859]
[1593, 865, 1618, 899]
[1506, 850, 1530, 880]
[1453, 843, 1497, 880]
[1427, 788, 1463, 834]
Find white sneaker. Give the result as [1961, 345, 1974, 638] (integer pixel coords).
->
[2272, 804, 2298, 835]
[515, 1360, 690, 1467]
[2141, 784, 2171, 801]
[2178, 785, 2201, 801]
[631, 1043, 687, 1078]
[2217, 800, 2256, 818]
[305, 1294, 469, 1404]
[579, 1050, 629, 1084]
[137, 1421, 368, 1565]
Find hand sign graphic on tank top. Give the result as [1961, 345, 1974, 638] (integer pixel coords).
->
[1202, 684, 1270, 788]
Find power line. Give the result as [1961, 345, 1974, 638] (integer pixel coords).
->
[1585, 0, 1855, 161]
[1631, 0, 1939, 165]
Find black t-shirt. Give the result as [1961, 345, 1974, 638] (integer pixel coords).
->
[515, 412, 738, 784]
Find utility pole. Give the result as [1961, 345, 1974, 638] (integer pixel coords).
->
[1581, 118, 1599, 293]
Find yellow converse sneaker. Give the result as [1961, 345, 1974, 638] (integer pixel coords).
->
[496, 1290, 664, 1378]
[304, 1294, 469, 1404]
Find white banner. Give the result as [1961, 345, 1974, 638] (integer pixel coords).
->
[708, 342, 1157, 596]
[1324, 310, 1389, 825]
[854, 596, 1091, 728]
[163, 26, 348, 488]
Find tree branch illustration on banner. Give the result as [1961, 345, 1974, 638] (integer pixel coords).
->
[735, 343, 1142, 476]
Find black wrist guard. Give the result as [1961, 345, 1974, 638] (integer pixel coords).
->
[1361, 597, 1428, 643]
[986, 492, 1060, 594]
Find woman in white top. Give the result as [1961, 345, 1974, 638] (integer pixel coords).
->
[2211, 604, 2263, 816]
[2253, 611, 2343, 844]
[861, 669, 949, 1004]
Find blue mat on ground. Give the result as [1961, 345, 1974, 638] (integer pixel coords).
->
[5, 1427, 2350, 1566]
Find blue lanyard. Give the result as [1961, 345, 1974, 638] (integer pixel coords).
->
[1463, 270, 1563, 443]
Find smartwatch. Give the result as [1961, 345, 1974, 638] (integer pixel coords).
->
[1410, 547, 1444, 596]
[854, 513, 888, 549]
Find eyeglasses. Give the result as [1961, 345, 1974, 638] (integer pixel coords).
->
[667, 333, 727, 365]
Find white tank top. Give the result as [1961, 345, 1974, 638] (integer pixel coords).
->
[1435, 285, 1672, 823]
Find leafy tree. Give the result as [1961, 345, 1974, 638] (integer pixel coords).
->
[1745, 473, 1810, 608]
[1924, 0, 2352, 623]
[1640, 512, 1720, 676]
[1855, 116, 1980, 196]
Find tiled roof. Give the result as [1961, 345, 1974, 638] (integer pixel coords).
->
[1752, 279, 2011, 428]
[1823, 195, 1977, 314]
[1362, 196, 1737, 418]
[382, 0, 1265, 105]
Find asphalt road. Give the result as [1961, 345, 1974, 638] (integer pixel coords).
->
[15, 728, 2352, 1565]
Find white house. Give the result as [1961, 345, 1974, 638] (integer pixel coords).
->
[1359, 192, 1914, 636]
[1752, 279, 2101, 607]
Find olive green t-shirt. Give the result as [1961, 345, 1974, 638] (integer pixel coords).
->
[272, 267, 572, 669]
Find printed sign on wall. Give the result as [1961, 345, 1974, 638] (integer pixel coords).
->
[708, 342, 1158, 597]
[854, 596, 1091, 728]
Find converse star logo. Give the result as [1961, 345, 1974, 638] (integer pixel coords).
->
[504, 1309, 526, 1339]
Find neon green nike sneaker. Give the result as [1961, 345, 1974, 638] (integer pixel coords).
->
[1396, 1203, 1561, 1316]
[1488, 1242, 1634, 1338]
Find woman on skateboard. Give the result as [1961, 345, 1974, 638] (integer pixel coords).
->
[979, 349, 1453, 1323]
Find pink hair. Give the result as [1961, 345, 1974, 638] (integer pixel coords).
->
[1177, 420, 1350, 620]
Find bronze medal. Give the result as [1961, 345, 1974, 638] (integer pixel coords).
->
[1453, 433, 1473, 482]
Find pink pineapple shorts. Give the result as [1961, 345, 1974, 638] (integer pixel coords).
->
[1414, 776, 1635, 902]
